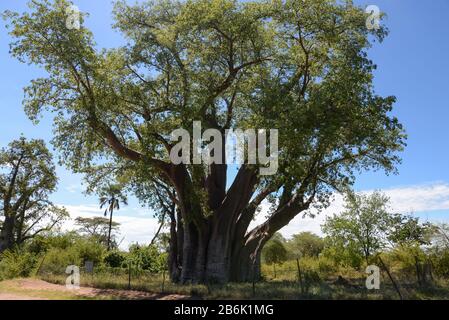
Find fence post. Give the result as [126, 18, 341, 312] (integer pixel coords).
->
[252, 263, 256, 298]
[414, 255, 422, 287]
[162, 269, 166, 293]
[427, 258, 435, 282]
[34, 253, 47, 277]
[128, 262, 132, 290]
[296, 258, 304, 294]
[378, 256, 403, 300]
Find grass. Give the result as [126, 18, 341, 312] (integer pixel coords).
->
[39, 270, 449, 300]
[16, 258, 445, 300]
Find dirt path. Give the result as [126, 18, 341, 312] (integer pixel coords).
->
[0, 292, 46, 300]
[0, 279, 191, 300]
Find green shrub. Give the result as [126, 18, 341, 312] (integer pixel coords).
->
[321, 245, 363, 269]
[0, 248, 38, 280]
[38, 237, 106, 274]
[302, 269, 321, 294]
[432, 250, 449, 278]
[104, 250, 127, 268]
[382, 245, 429, 282]
[128, 245, 167, 273]
[28, 232, 81, 255]
[317, 256, 338, 276]
[39, 247, 80, 274]
[72, 239, 105, 265]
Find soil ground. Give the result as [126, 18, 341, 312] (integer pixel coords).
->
[0, 278, 191, 300]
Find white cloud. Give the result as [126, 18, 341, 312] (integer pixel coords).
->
[383, 183, 449, 213]
[65, 184, 80, 193]
[251, 182, 449, 239]
[59, 204, 162, 250]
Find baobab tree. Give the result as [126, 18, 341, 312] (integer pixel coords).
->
[4, 0, 406, 283]
[0, 137, 68, 252]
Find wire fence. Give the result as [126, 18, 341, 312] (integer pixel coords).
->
[36, 258, 446, 300]
[38, 263, 169, 293]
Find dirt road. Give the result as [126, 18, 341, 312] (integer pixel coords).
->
[0, 293, 45, 300]
[0, 279, 191, 300]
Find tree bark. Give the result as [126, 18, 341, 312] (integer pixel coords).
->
[15, 200, 28, 245]
[168, 210, 181, 283]
[173, 208, 266, 284]
[0, 153, 24, 253]
[168, 171, 313, 284]
[0, 215, 15, 253]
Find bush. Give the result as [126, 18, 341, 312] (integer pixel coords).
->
[104, 250, 127, 268]
[0, 248, 38, 280]
[317, 256, 338, 276]
[38, 238, 105, 274]
[128, 245, 167, 273]
[72, 239, 105, 265]
[431, 250, 449, 278]
[302, 269, 321, 294]
[321, 245, 364, 270]
[28, 232, 81, 254]
[39, 247, 80, 274]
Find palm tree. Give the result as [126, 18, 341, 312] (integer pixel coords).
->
[99, 185, 127, 251]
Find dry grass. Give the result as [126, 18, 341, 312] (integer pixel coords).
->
[38, 269, 449, 300]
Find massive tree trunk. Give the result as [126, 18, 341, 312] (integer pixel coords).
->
[174, 215, 267, 283]
[173, 164, 256, 283]
[230, 238, 262, 282]
[160, 162, 315, 284]
[168, 209, 181, 282]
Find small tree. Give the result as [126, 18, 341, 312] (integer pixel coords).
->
[322, 191, 396, 265]
[263, 236, 287, 278]
[99, 185, 127, 251]
[287, 232, 324, 258]
[0, 137, 68, 252]
[389, 215, 435, 286]
[75, 216, 120, 247]
[128, 243, 167, 273]
[104, 250, 127, 268]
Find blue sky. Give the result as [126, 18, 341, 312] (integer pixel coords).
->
[0, 0, 448, 247]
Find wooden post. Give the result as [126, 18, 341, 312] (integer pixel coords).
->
[378, 256, 403, 300]
[414, 255, 422, 287]
[128, 262, 131, 290]
[427, 258, 435, 282]
[252, 262, 256, 298]
[296, 258, 304, 294]
[34, 254, 47, 277]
